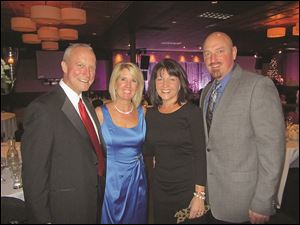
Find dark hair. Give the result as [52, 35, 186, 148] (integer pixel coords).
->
[147, 58, 192, 107]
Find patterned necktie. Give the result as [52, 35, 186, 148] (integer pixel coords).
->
[206, 80, 221, 133]
[78, 98, 105, 176]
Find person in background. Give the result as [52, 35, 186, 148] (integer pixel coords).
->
[90, 91, 104, 108]
[144, 58, 207, 224]
[199, 31, 285, 224]
[21, 44, 105, 223]
[95, 62, 147, 224]
[101, 91, 111, 104]
[280, 93, 287, 105]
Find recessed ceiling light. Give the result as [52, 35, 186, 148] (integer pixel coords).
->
[92, 32, 97, 36]
[172, 21, 177, 24]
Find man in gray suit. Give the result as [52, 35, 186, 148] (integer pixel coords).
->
[22, 44, 105, 223]
[199, 32, 285, 223]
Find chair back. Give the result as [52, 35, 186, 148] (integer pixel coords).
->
[1, 197, 27, 224]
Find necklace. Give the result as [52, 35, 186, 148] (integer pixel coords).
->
[114, 104, 134, 115]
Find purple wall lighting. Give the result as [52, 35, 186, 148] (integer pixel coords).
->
[284, 52, 299, 86]
[91, 60, 110, 91]
[15, 57, 110, 92]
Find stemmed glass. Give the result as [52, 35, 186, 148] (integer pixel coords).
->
[1, 157, 7, 182]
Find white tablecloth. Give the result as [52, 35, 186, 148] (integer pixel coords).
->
[1, 141, 24, 200]
[1, 167, 24, 201]
[276, 138, 299, 208]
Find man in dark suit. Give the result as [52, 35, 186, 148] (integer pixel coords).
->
[21, 44, 105, 223]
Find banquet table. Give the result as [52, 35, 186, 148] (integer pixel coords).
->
[276, 125, 299, 209]
[1, 141, 24, 201]
[1, 112, 17, 142]
[1, 167, 24, 201]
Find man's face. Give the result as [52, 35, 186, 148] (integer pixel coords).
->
[61, 47, 96, 94]
[203, 34, 237, 80]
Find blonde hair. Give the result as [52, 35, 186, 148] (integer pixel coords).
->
[109, 62, 144, 108]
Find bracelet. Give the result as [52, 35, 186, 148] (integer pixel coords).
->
[193, 191, 205, 200]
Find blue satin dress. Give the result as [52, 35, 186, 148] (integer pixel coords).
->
[100, 105, 148, 224]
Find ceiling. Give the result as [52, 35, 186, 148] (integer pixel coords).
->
[1, 1, 299, 58]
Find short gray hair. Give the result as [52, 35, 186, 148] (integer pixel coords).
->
[63, 43, 94, 62]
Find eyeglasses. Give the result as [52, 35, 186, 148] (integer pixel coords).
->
[203, 48, 225, 58]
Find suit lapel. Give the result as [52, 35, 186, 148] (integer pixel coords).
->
[200, 82, 212, 109]
[57, 87, 97, 163]
[82, 97, 107, 155]
[200, 82, 213, 143]
[61, 96, 91, 143]
[82, 97, 99, 130]
[213, 65, 242, 124]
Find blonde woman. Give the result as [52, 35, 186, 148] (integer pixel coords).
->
[95, 62, 147, 223]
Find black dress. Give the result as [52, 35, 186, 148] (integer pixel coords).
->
[145, 102, 207, 224]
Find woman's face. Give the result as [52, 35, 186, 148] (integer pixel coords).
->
[155, 68, 180, 105]
[115, 68, 138, 101]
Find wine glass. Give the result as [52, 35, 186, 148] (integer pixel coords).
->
[1, 157, 7, 182]
[9, 162, 22, 189]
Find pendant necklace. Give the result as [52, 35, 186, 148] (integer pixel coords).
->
[114, 104, 134, 115]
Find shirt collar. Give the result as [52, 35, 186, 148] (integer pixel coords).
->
[59, 79, 82, 107]
[217, 63, 236, 91]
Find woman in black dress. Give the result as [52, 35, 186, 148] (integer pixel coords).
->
[144, 59, 207, 223]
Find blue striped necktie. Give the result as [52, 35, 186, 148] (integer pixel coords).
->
[206, 80, 221, 133]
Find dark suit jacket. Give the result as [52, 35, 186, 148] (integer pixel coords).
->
[21, 86, 105, 224]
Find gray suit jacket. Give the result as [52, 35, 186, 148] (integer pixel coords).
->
[199, 64, 285, 223]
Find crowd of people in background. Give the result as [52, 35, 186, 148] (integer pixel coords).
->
[17, 32, 298, 224]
